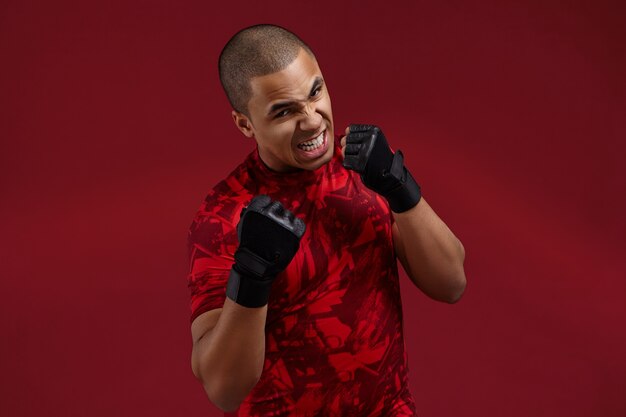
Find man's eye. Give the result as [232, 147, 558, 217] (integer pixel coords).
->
[275, 109, 290, 118]
[311, 86, 322, 97]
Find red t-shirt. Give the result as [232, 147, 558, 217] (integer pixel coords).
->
[187, 136, 417, 416]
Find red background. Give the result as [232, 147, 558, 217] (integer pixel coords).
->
[1, 1, 624, 416]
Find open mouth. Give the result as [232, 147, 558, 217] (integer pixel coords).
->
[297, 130, 326, 152]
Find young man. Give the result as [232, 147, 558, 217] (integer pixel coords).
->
[187, 24, 466, 416]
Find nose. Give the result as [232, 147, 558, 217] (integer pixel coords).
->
[299, 104, 323, 133]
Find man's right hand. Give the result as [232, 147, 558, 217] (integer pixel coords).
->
[225, 195, 306, 308]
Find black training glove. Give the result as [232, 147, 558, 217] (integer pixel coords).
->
[225, 195, 306, 308]
[343, 124, 422, 213]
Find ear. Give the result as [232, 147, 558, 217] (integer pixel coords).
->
[232, 110, 255, 138]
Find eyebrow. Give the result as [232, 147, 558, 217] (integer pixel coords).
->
[267, 76, 324, 117]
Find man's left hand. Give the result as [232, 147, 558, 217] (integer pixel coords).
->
[341, 124, 422, 213]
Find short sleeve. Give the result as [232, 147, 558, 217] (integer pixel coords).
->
[187, 211, 238, 323]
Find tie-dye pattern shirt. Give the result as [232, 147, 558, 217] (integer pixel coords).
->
[187, 136, 417, 416]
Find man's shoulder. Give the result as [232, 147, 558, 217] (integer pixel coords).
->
[190, 151, 257, 231]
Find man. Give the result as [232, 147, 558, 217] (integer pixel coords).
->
[187, 24, 466, 416]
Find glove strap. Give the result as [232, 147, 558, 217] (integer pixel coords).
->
[384, 150, 422, 213]
[225, 248, 276, 308]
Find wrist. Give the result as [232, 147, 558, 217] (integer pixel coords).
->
[382, 150, 422, 213]
[384, 168, 422, 213]
[225, 265, 275, 308]
[225, 247, 277, 308]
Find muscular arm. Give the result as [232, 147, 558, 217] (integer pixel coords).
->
[191, 298, 267, 412]
[392, 197, 466, 303]
[190, 195, 304, 411]
[339, 125, 466, 303]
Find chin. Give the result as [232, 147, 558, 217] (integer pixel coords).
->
[307, 144, 334, 170]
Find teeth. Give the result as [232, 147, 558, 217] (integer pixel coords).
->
[298, 131, 325, 151]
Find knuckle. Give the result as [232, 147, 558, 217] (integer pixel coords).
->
[269, 201, 283, 213]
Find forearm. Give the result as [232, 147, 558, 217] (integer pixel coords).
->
[193, 297, 267, 411]
[191, 195, 304, 411]
[340, 124, 466, 301]
[393, 197, 466, 302]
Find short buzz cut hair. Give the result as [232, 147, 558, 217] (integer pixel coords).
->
[218, 24, 316, 116]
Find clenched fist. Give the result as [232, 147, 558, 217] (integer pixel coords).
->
[342, 124, 421, 213]
[226, 195, 306, 308]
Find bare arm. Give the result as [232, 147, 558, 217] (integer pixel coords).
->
[189, 195, 305, 411]
[392, 197, 466, 303]
[191, 298, 268, 412]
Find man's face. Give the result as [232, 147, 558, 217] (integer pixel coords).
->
[232, 48, 334, 172]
